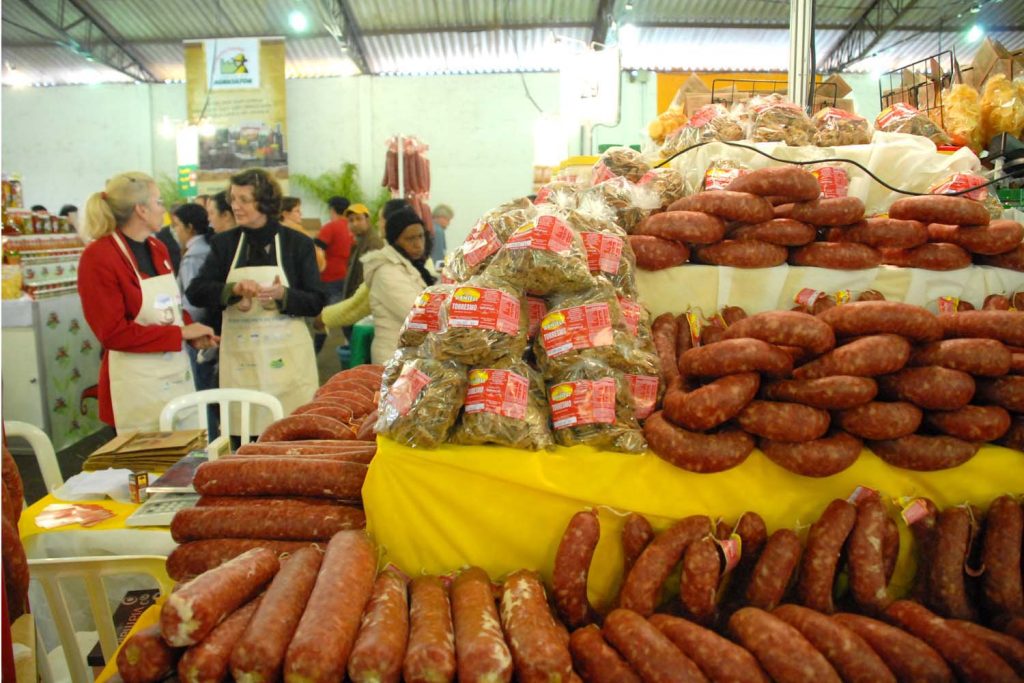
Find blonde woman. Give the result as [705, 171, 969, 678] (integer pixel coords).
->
[77, 172, 217, 432]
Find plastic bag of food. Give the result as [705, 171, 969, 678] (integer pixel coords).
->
[637, 166, 685, 209]
[874, 102, 951, 145]
[443, 202, 539, 283]
[547, 357, 645, 453]
[533, 181, 580, 209]
[450, 358, 553, 450]
[526, 296, 547, 341]
[428, 274, 527, 366]
[812, 107, 871, 146]
[981, 74, 1024, 141]
[659, 104, 745, 159]
[942, 84, 984, 152]
[617, 324, 662, 421]
[647, 106, 689, 144]
[703, 159, 751, 191]
[749, 94, 816, 146]
[485, 210, 594, 295]
[376, 356, 468, 448]
[569, 196, 638, 298]
[592, 146, 652, 185]
[398, 284, 453, 347]
[578, 176, 661, 234]
[929, 172, 1004, 219]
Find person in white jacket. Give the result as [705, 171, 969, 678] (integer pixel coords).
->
[362, 207, 436, 364]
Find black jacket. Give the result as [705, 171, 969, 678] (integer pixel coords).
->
[156, 226, 181, 275]
[186, 221, 327, 317]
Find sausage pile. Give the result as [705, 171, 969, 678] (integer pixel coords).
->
[648, 301, 1024, 476]
[2, 447, 29, 621]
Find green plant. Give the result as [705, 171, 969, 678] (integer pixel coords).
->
[157, 173, 187, 209]
[291, 162, 390, 219]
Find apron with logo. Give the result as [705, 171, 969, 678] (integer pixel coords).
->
[220, 231, 318, 433]
[108, 233, 195, 433]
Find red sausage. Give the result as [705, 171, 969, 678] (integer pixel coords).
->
[976, 375, 1024, 412]
[777, 196, 865, 226]
[837, 401, 922, 440]
[727, 607, 841, 682]
[117, 625, 182, 683]
[635, 211, 727, 244]
[451, 567, 513, 683]
[870, 435, 979, 471]
[790, 242, 883, 269]
[794, 335, 911, 380]
[679, 338, 792, 377]
[877, 366, 975, 411]
[818, 301, 942, 342]
[726, 166, 821, 201]
[888, 194, 990, 226]
[827, 218, 928, 248]
[764, 375, 877, 409]
[979, 243, 1024, 270]
[178, 598, 262, 683]
[927, 220, 1024, 255]
[693, 240, 789, 268]
[500, 570, 573, 683]
[170, 505, 365, 542]
[403, 576, 457, 683]
[798, 499, 856, 614]
[569, 625, 641, 683]
[832, 612, 954, 683]
[630, 235, 690, 270]
[925, 405, 1012, 441]
[650, 614, 768, 683]
[679, 535, 721, 625]
[746, 529, 802, 611]
[347, 570, 410, 683]
[729, 218, 816, 246]
[910, 338, 1012, 376]
[166, 540, 315, 582]
[880, 243, 972, 270]
[980, 495, 1024, 618]
[669, 190, 774, 223]
[719, 310, 835, 355]
[662, 373, 759, 430]
[651, 313, 680, 388]
[848, 496, 895, 614]
[603, 608, 709, 683]
[938, 310, 1024, 346]
[193, 458, 366, 500]
[620, 515, 713, 617]
[553, 509, 600, 628]
[737, 400, 831, 442]
[644, 412, 754, 474]
[760, 431, 863, 477]
[906, 498, 939, 602]
[929, 506, 979, 621]
[258, 414, 356, 442]
[947, 620, 1024, 677]
[622, 513, 655, 576]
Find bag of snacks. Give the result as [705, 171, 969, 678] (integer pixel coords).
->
[398, 284, 453, 347]
[929, 172, 1004, 219]
[592, 146, 652, 184]
[942, 84, 984, 152]
[578, 176, 661, 234]
[485, 210, 594, 295]
[749, 94, 816, 146]
[451, 358, 554, 450]
[569, 196, 638, 297]
[874, 103, 951, 145]
[812, 107, 871, 146]
[377, 356, 468, 448]
[981, 74, 1024, 141]
[703, 159, 751, 191]
[636, 166, 685, 209]
[547, 357, 645, 453]
[443, 201, 539, 283]
[429, 274, 527, 366]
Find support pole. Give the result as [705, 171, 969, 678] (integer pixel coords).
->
[788, 0, 814, 110]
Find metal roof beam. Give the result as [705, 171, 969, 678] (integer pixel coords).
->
[324, 0, 372, 74]
[820, 0, 924, 73]
[592, 0, 615, 45]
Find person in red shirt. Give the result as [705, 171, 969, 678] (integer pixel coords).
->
[315, 196, 353, 304]
[77, 171, 217, 432]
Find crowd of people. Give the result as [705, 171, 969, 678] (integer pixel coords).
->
[75, 167, 454, 434]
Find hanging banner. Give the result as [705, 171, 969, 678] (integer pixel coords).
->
[184, 37, 288, 195]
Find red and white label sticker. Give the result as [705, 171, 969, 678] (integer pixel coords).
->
[527, 296, 547, 340]
[689, 104, 721, 128]
[938, 296, 959, 314]
[901, 498, 931, 526]
[447, 287, 521, 336]
[716, 534, 742, 574]
[753, 99, 803, 115]
[505, 215, 575, 255]
[704, 167, 748, 191]
[875, 103, 918, 129]
[592, 162, 616, 186]
[847, 485, 879, 504]
[618, 297, 641, 335]
[387, 365, 432, 416]
[931, 173, 988, 201]
[626, 374, 659, 419]
[819, 107, 862, 122]
[440, 273, 456, 285]
[462, 222, 502, 268]
[794, 288, 826, 307]
[404, 291, 449, 333]
[638, 170, 658, 185]
[464, 369, 529, 420]
[549, 378, 617, 429]
[534, 187, 552, 205]
[581, 232, 624, 275]
[540, 303, 614, 358]
[813, 166, 849, 199]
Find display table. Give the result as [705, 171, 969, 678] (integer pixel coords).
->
[364, 438, 1024, 610]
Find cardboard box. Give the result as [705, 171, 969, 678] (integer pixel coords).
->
[669, 73, 712, 115]
[823, 74, 853, 98]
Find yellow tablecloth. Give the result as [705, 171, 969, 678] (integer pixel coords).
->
[364, 438, 1024, 611]
[93, 597, 165, 683]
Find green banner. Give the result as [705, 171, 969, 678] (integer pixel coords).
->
[178, 165, 198, 198]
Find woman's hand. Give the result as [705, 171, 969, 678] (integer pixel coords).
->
[312, 315, 326, 332]
[182, 322, 216, 341]
[189, 334, 220, 350]
[258, 275, 286, 301]
[232, 279, 261, 298]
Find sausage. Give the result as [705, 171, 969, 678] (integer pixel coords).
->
[675, 313, 695, 359]
[880, 243, 972, 270]
[652, 313, 680, 388]
[765, 375, 877, 409]
[679, 338, 792, 377]
[161, 547, 278, 646]
[928, 506, 979, 621]
[622, 513, 655, 576]
[976, 376, 1024, 412]
[731, 511, 768, 581]
[693, 240, 789, 268]
[292, 403, 356, 423]
[999, 415, 1024, 449]
[906, 498, 940, 602]
[794, 334, 912, 380]
[451, 567, 513, 683]
[857, 289, 886, 301]
[882, 515, 900, 585]
[1, 514, 28, 621]
[258, 414, 356, 442]
[235, 439, 377, 454]
[553, 509, 599, 628]
[939, 310, 1024, 346]
[193, 458, 366, 499]
[348, 570, 410, 683]
[402, 577, 456, 683]
[602, 608, 709, 683]
[981, 495, 1024, 618]
[1000, 615, 1024, 640]
[650, 614, 768, 683]
[680, 535, 721, 625]
[979, 243, 1024, 270]
[284, 531, 377, 683]
[885, 600, 1017, 683]
[729, 218, 816, 246]
[776, 196, 865, 226]
[877, 366, 975, 411]
[848, 496, 895, 614]
[727, 607, 841, 682]
[927, 219, 1024, 255]
[178, 598, 261, 683]
[630, 235, 690, 270]
[984, 294, 1013, 310]
[171, 504, 365, 542]
[116, 624, 182, 683]
[745, 529, 802, 611]
[871, 434, 979, 471]
[720, 310, 835, 355]
[947, 620, 1024, 677]
[662, 373, 759, 430]
[669, 190, 774, 223]
[826, 218, 928, 248]
[910, 338, 1012, 376]
[227, 449, 375, 464]
[725, 166, 821, 201]
[831, 612, 955, 683]
[760, 431, 863, 477]
[620, 514, 714, 616]
[230, 546, 323, 683]
[818, 301, 943, 342]
[644, 412, 755, 474]
[635, 211, 727, 244]
[925, 405, 1012, 441]
[500, 570, 572, 683]
[790, 242, 883, 269]
[798, 499, 857, 614]
[888, 194, 991, 226]
[772, 604, 896, 683]
[569, 625, 642, 683]
[1013, 351, 1024, 375]
[166, 540, 315, 582]
[736, 400, 830, 442]
[838, 401, 922, 440]
[1, 447, 23, 523]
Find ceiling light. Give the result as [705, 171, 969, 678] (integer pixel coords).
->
[3, 66, 32, 88]
[618, 23, 639, 47]
[967, 24, 984, 42]
[288, 10, 309, 32]
[969, 4, 981, 12]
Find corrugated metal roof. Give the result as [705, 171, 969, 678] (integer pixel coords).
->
[352, 0, 596, 32]
[854, 28, 1024, 73]
[627, 0, 869, 28]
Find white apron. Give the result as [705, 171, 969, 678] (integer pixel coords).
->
[108, 233, 195, 433]
[220, 231, 318, 433]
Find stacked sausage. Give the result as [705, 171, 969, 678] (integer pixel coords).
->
[166, 366, 382, 581]
[647, 301, 1024, 477]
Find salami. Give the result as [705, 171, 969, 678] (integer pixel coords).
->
[553, 510, 599, 628]
[652, 312, 681, 389]
[877, 366, 975, 410]
[793, 334, 912, 380]
[193, 458, 366, 499]
[171, 505, 364, 542]
[726, 166, 821, 201]
[848, 496, 895, 614]
[178, 598, 261, 683]
[679, 535, 721, 625]
[258, 414, 356, 442]
[928, 506, 979, 620]
[979, 243, 1024, 270]
[1, 515, 28, 620]
[291, 403, 356, 424]
[760, 431, 863, 477]
[678, 338, 792, 377]
[630, 235, 690, 270]
[500, 570, 573, 683]
[798, 499, 856, 614]
[116, 625, 182, 683]
[909, 338, 1012, 376]
[818, 301, 942, 342]
[881, 243, 972, 270]
[195, 495, 347, 509]
[764, 375, 877, 409]
[729, 218, 816, 246]
[635, 211, 726, 244]
[832, 612, 954, 683]
[947, 620, 1024, 677]
[644, 412, 754, 474]
[837, 401, 922, 440]
[669, 190, 774, 223]
[693, 239, 789, 268]
[403, 576, 456, 683]
[790, 242, 883, 269]
[727, 607, 841, 682]
[736, 400, 830, 442]
[662, 373, 759, 430]
[776, 196, 865, 226]
[620, 514, 713, 617]
[980, 495, 1024, 618]
[826, 217, 928, 248]
[907, 498, 940, 602]
[569, 624, 641, 683]
[720, 310, 835, 355]
[166, 539, 315, 582]
[348, 570, 410, 683]
[871, 434, 979, 471]
[938, 310, 1024, 347]
[976, 375, 1024, 412]
[888, 194, 990, 226]
[882, 515, 900, 585]
[1, 447, 23, 523]
[451, 567, 513, 683]
[984, 294, 1012, 310]
[603, 608, 709, 683]
[622, 512, 655, 576]
[650, 614, 768, 683]
[925, 405, 1012, 441]
[745, 529, 802, 611]
[927, 220, 1024, 255]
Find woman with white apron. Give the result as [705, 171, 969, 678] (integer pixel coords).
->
[78, 172, 218, 433]
[186, 168, 325, 434]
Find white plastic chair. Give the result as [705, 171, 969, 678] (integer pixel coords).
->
[159, 388, 283, 444]
[28, 555, 173, 683]
[4, 420, 63, 494]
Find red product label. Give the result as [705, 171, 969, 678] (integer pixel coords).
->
[626, 374, 659, 419]
[581, 232, 624, 275]
[931, 173, 988, 201]
[534, 187, 552, 205]
[937, 296, 959, 314]
[540, 303, 614, 358]
[717, 535, 742, 574]
[813, 167, 849, 199]
[447, 287, 521, 336]
[688, 104, 720, 128]
[618, 297, 641, 335]
[404, 291, 449, 333]
[901, 498, 930, 525]
[704, 167, 748, 191]
[753, 99, 803, 115]
[505, 215, 575, 255]
[875, 103, 918, 129]
[592, 162, 616, 185]
[462, 222, 502, 268]
[794, 288, 826, 306]
[464, 369, 529, 420]
[847, 485, 879, 504]
[387, 365, 432, 416]
[527, 296, 547, 339]
[440, 272, 456, 285]
[819, 107, 862, 122]
[549, 378, 617, 429]
[638, 170, 658, 185]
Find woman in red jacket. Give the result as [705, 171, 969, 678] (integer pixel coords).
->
[78, 171, 217, 432]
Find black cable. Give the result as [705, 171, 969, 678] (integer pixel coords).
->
[654, 140, 1012, 196]
[506, 0, 543, 114]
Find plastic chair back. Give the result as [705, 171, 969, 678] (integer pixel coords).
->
[159, 388, 283, 443]
[4, 420, 62, 493]
[28, 555, 173, 683]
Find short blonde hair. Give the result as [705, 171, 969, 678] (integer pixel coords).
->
[83, 171, 155, 240]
